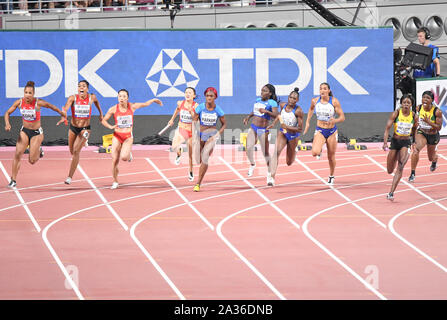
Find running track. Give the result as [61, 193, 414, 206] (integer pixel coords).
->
[0, 141, 446, 300]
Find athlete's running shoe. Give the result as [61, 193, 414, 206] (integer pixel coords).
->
[327, 176, 335, 185]
[111, 182, 119, 190]
[64, 177, 72, 185]
[188, 171, 194, 182]
[408, 174, 415, 183]
[39, 147, 44, 158]
[387, 192, 394, 201]
[430, 161, 437, 172]
[193, 184, 200, 192]
[7, 179, 16, 188]
[247, 164, 256, 177]
[175, 147, 182, 165]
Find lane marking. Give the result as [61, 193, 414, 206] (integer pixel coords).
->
[145, 157, 214, 231]
[365, 155, 447, 212]
[0, 161, 41, 232]
[78, 165, 128, 231]
[295, 157, 387, 228]
[219, 156, 301, 230]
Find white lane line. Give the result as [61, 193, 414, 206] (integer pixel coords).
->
[78, 165, 128, 231]
[216, 213, 286, 300]
[219, 156, 301, 230]
[295, 157, 387, 228]
[0, 161, 41, 233]
[389, 197, 447, 273]
[217, 175, 422, 300]
[145, 157, 214, 231]
[130, 203, 188, 300]
[365, 155, 447, 211]
[42, 204, 109, 300]
[301, 204, 388, 300]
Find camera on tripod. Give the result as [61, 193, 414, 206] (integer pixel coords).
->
[394, 43, 433, 97]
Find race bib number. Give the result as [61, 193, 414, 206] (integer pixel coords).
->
[180, 109, 192, 123]
[201, 112, 218, 126]
[253, 102, 265, 117]
[21, 108, 36, 121]
[74, 104, 91, 118]
[396, 122, 412, 136]
[419, 116, 432, 130]
[117, 115, 133, 128]
[316, 111, 331, 122]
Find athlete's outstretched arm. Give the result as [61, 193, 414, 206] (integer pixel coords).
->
[302, 98, 317, 135]
[38, 99, 67, 119]
[383, 110, 398, 150]
[91, 94, 104, 122]
[132, 98, 163, 111]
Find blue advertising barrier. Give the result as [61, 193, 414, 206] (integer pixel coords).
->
[0, 28, 393, 116]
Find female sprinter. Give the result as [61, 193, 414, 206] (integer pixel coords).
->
[192, 87, 226, 192]
[267, 87, 303, 186]
[57, 80, 103, 185]
[382, 94, 418, 201]
[243, 84, 279, 183]
[303, 82, 345, 185]
[408, 90, 443, 182]
[101, 89, 163, 189]
[167, 87, 198, 181]
[4, 81, 66, 188]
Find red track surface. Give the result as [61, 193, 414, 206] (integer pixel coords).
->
[1, 142, 447, 300]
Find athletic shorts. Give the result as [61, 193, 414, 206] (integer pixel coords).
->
[390, 137, 411, 151]
[315, 125, 337, 139]
[113, 131, 132, 144]
[250, 123, 269, 136]
[70, 124, 91, 137]
[179, 127, 192, 140]
[200, 130, 218, 142]
[417, 130, 440, 145]
[21, 126, 43, 141]
[280, 128, 300, 141]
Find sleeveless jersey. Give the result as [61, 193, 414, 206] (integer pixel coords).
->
[179, 100, 193, 124]
[418, 104, 438, 130]
[280, 104, 298, 131]
[71, 94, 93, 119]
[315, 96, 335, 122]
[252, 98, 277, 121]
[20, 98, 40, 123]
[114, 103, 134, 129]
[394, 108, 414, 137]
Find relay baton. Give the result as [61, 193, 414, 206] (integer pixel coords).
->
[158, 123, 171, 136]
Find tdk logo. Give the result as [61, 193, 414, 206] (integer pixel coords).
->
[145, 49, 200, 97]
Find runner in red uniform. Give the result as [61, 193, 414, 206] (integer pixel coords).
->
[102, 89, 163, 189]
[4, 81, 66, 188]
[57, 80, 103, 185]
[167, 87, 198, 181]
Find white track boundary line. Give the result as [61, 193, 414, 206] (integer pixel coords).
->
[130, 203, 188, 300]
[365, 155, 447, 212]
[78, 165, 128, 231]
[389, 197, 447, 273]
[216, 175, 425, 300]
[301, 204, 388, 300]
[0, 161, 41, 232]
[41, 203, 108, 300]
[145, 157, 214, 231]
[219, 156, 301, 230]
[295, 157, 387, 228]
